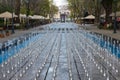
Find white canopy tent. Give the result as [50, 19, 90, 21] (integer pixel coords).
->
[19, 14, 26, 23]
[0, 11, 17, 18]
[110, 11, 120, 17]
[45, 14, 50, 19]
[80, 17, 85, 20]
[84, 15, 95, 19]
[0, 11, 18, 27]
[32, 15, 42, 19]
[28, 15, 33, 19]
[100, 14, 106, 18]
[20, 14, 26, 18]
[29, 15, 45, 19]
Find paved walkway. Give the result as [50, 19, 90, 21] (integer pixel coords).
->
[79, 24, 120, 40]
[0, 25, 48, 43]
[1, 23, 120, 44]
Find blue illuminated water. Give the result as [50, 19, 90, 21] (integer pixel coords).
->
[0, 33, 43, 64]
[83, 31, 120, 58]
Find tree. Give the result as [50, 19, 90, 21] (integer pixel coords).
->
[15, 0, 21, 23]
[101, 0, 113, 23]
[0, 0, 58, 22]
[101, 0, 120, 22]
[0, 0, 12, 13]
[37, 0, 50, 17]
[117, 1, 120, 11]
[49, 3, 58, 19]
[68, 0, 83, 21]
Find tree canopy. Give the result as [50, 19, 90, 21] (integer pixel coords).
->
[68, 0, 83, 20]
[0, 0, 13, 13]
[0, 0, 58, 23]
[67, 0, 120, 23]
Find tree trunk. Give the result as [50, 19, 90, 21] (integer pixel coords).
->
[15, 0, 21, 23]
[95, 8, 100, 23]
[101, 0, 113, 23]
[95, 0, 101, 23]
[105, 7, 112, 23]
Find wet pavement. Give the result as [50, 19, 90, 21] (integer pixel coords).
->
[0, 22, 120, 80]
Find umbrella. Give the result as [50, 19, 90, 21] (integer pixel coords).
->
[0, 11, 18, 18]
[110, 11, 120, 17]
[84, 15, 95, 19]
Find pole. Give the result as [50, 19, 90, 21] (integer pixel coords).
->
[26, 0, 30, 29]
[113, 1, 117, 33]
[11, 12, 14, 33]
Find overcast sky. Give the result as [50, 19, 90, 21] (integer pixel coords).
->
[53, 0, 68, 6]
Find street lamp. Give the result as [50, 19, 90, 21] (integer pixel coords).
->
[113, 0, 117, 33]
[25, 0, 30, 29]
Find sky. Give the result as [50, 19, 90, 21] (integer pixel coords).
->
[53, 0, 68, 6]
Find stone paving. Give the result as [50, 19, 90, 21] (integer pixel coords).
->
[0, 24, 48, 43]
[1, 23, 120, 43]
[79, 24, 120, 40]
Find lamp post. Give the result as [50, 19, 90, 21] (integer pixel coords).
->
[11, 0, 15, 34]
[83, 7, 86, 25]
[113, 0, 117, 33]
[25, 0, 30, 29]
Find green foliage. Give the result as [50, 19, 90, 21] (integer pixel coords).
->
[68, 0, 95, 19]
[0, 0, 58, 22]
[51, 4, 58, 14]
[68, 0, 81, 19]
[0, 3, 12, 13]
[20, 6, 26, 14]
[117, 2, 120, 11]
[38, 0, 50, 17]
